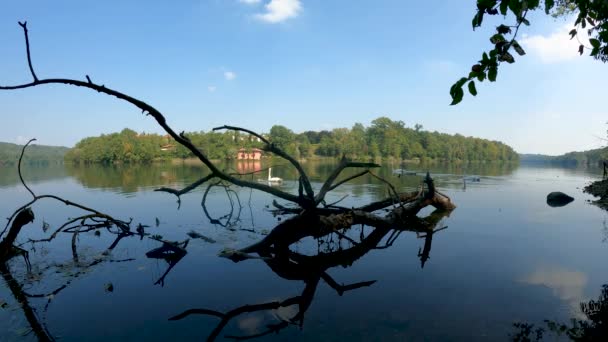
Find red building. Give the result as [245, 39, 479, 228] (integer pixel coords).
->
[237, 148, 263, 160]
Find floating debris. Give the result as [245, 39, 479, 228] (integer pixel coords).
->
[104, 283, 114, 293]
[186, 230, 216, 243]
[42, 220, 50, 233]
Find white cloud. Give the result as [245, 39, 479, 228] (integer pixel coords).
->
[255, 0, 302, 23]
[224, 71, 237, 80]
[207, 86, 216, 92]
[520, 24, 590, 64]
[239, 0, 261, 4]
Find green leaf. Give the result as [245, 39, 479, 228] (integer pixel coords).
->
[498, 51, 515, 63]
[590, 47, 600, 57]
[497, 25, 511, 34]
[477, 71, 486, 82]
[544, 0, 554, 14]
[468, 81, 478, 96]
[500, 0, 510, 15]
[450, 86, 464, 105]
[579, 44, 585, 55]
[512, 40, 526, 55]
[482, 52, 490, 63]
[527, 0, 540, 9]
[490, 34, 506, 44]
[569, 29, 577, 39]
[590, 38, 600, 49]
[472, 11, 484, 29]
[488, 66, 498, 82]
[508, 0, 522, 16]
[456, 77, 468, 88]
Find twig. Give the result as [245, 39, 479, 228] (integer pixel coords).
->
[17, 22, 38, 82]
[155, 174, 216, 197]
[327, 170, 370, 192]
[18, 138, 37, 198]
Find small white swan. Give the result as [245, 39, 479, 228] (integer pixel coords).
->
[267, 167, 283, 183]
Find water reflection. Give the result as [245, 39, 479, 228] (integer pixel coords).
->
[0, 164, 67, 188]
[511, 283, 608, 341]
[3, 162, 608, 341]
[0, 175, 450, 341]
[170, 209, 449, 341]
[521, 266, 588, 317]
[0, 161, 520, 194]
[65, 163, 208, 194]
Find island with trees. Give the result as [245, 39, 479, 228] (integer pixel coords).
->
[63, 117, 518, 164]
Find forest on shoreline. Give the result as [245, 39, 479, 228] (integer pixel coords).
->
[520, 146, 608, 167]
[0, 142, 69, 165]
[63, 117, 518, 164]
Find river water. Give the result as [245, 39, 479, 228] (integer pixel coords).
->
[0, 161, 606, 341]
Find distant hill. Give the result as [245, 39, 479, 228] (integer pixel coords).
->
[0, 142, 70, 165]
[519, 146, 608, 166]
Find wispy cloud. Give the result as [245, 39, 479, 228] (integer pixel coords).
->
[224, 71, 237, 80]
[255, 0, 302, 23]
[239, 0, 261, 4]
[520, 23, 590, 64]
[207, 86, 217, 92]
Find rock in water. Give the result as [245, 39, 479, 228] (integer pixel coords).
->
[547, 192, 574, 207]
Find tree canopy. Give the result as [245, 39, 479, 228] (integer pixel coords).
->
[451, 0, 608, 105]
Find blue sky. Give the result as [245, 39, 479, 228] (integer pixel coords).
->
[1, 0, 607, 155]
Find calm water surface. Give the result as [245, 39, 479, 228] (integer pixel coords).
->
[0, 161, 607, 341]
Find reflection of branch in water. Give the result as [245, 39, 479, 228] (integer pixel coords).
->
[0, 262, 55, 341]
[417, 226, 447, 268]
[170, 275, 374, 342]
[200, 181, 243, 228]
[1, 140, 134, 272]
[511, 283, 608, 341]
[1, 240, 136, 342]
[173, 207, 450, 341]
[145, 239, 189, 286]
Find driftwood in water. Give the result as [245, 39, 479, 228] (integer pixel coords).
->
[0, 208, 34, 263]
[222, 173, 454, 261]
[174, 206, 450, 341]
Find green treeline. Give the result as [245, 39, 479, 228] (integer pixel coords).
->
[520, 147, 608, 166]
[65, 117, 519, 164]
[0, 142, 69, 165]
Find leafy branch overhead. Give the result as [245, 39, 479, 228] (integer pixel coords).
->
[450, 0, 608, 105]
